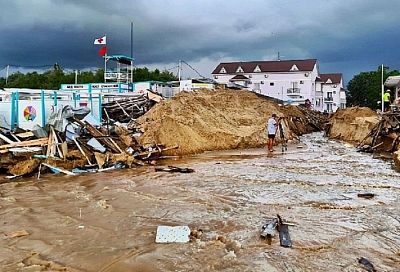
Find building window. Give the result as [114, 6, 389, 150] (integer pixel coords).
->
[254, 65, 261, 72]
[270, 82, 274, 86]
[236, 66, 244, 73]
[300, 80, 304, 84]
[248, 75, 252, 78]
[214, 75, 218, 79]
[333, 91, 336, 94]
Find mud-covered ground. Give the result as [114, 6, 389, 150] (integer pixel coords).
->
[1, 133, 399, 271]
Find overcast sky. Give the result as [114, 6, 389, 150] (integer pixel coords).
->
[0, 0, 399, 83]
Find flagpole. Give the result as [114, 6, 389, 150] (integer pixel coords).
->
[104, 34, 107, 83]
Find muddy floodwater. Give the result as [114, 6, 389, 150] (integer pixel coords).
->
[1, 133, 400, 271]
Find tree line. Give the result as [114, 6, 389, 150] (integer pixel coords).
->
[0, 67, 178, 90]
[347, 66, 400, 109]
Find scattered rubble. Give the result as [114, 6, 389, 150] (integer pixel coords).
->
[0, 89, 328, 179]
[328, 107, 400, 169]
[0, 93, 172, 178]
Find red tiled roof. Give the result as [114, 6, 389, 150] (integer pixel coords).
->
[212, 59, 317, 74]
[230, 74, 249, 80]
[320, 73, 342, 84]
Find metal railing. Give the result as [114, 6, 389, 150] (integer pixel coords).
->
[325, 97, 333, 102]
[287, 88, 301, 94]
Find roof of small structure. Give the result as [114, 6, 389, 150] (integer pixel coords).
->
[105, 55, 134, 65]
[230, 74, 250, 80]
[385, 75, 400, 87]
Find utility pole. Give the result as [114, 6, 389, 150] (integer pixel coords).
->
[130, 21, 133, 59]
[381, 64, 384, 112]
[178, 60, 182, 81]
[5, 65, 9, 85]
[178, 60, 182, 92]
[75, 70, 78, 84]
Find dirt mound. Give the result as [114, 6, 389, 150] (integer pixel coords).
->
[327, 107, 379, 143]
[137, 89, 321, 155]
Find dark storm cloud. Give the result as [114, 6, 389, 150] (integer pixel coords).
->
[1, 0, 400, 81]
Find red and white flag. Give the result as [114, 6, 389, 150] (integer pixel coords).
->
[98, 46, 107, 57]
[94, 35, 106, 45]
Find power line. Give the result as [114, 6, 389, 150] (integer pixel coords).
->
[7, 64, 54, 69]
[181, 60, 205, 78]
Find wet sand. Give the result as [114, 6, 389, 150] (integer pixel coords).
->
[1, 133, 400, 271]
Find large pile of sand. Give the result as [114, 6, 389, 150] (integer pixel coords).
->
[137, 89, 320, 155]
[327, 107, 379, 143]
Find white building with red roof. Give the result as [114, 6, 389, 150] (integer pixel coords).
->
[211, 59, 346, 112]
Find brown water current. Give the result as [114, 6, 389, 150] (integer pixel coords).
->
[1, 132, 400, 271]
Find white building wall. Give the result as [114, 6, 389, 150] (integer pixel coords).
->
[322, 79, 343, 112]
[214, 65, 318, 105]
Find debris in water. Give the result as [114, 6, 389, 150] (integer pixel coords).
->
[5, 230, 30, 238]
[223, 250, 237, 260]
[155, 166, 195, 173]
[260, 218, 278, 238]
[358, 257, 376, 272]
[155, 226, 191, 243]
[357, 193, 375, 199]
[277, 214, 292, 248]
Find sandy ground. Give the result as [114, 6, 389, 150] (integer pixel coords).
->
[327, 107, 379, 143]
[137, 89, 320, 156]
[1, 133, 399, 271]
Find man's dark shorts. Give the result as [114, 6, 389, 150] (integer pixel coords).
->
[268, 134, 275, 139]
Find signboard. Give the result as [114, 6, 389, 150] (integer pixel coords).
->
[61, 83, 131, 91]
[18, 101, 43, 130]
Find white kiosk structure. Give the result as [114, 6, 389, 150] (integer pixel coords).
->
[104, 55, 134, 84]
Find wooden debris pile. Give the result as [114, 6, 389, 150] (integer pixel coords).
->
[0, 94, 177, 179]
[102, 96, 153, 123]
[356, 113, 400, 153]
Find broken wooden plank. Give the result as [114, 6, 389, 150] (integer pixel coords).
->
[0, 132, 15, 144]
[277, 214, 292, 248]
[15, 131, 34, 138]
[9, 133, 21, 142]
[73, 138, 92, 165]
[0, 138, 48, 150]
[4, 230, 30, 238]
[46, 128, 54, 157]
[155, 166, 194, 173]
[357, 193, 375, 199]
[42, 163, 76, 176]
[50, 126, 64, 159]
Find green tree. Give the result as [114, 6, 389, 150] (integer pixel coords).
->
[347, 66, 400, 109]
[0, 66, 177, 89]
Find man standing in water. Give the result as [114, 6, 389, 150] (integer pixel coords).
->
[267, 113, 278, 152]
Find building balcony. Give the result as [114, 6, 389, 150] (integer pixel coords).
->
[287, 87, 301, 95]
[324, 97, 333, 103]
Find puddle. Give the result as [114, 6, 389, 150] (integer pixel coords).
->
[1, 132, 399, 271]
